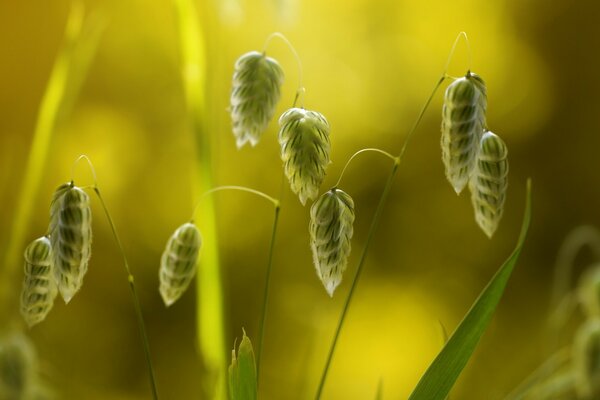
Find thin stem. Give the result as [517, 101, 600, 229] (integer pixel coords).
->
[71, 154, 98, 187]
[191, 185, 279, 220]
[293, 87, 306, 109]
[93, 187, 159, 400]
[315, 68, 447, 400]
[335, 148, 398, 188]
[262, 32, 303, 104]
[443, 31, 472, 74]
[256, 204, 281, 386]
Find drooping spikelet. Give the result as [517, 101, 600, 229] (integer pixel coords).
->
[159, 222, 202, 307]
[469, 131, 508, 238]
[309, 188, 354, 297]
[279, 107, 331, 205]
[20, 237, 58, 328]
[230, 50, 285, 148]
[573, 318, 600, 399]
[0, 332, 37, 399]
[441, 72, 487, 194]
[49, 183, 92, 303]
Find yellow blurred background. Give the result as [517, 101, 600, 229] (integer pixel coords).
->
[1, 0, 599, 399]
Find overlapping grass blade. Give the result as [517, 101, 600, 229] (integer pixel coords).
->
[409, 179, 532, 400]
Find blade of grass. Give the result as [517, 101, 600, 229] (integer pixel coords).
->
[0, 1, 103, 317]
[408, 179, 532, 400]
[172, 1, 227, 399]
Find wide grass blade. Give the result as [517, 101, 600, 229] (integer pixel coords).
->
[409, 179, 532, 400]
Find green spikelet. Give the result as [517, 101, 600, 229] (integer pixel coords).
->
[468, 131, 508, 238]
[159, 222, 202, 307]
[230, 50, 285, 148]
[309, 188, 354, 297]
[579, 265, 600, 318]
[49, 183, 92, 304]
[20, 237, 58, 328]
[441, 72, 487, 194]
[228, 329, 257, 400]
[573, 318, 600, 399]
[0, 333, 37, 399]
[279, 107, 331, 205]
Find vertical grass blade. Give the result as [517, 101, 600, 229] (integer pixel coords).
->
[408, 179, 532, 400]
[172, 1, 227, 399]
[0, 2, 103, 316]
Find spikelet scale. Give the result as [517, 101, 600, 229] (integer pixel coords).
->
[309, 188, 354, 296]
[573, 318, 600, 398]
[279, 107, 331, 205]
[230, 51, 284, 148]
[441, 72, 487, 194]
[49, 184, 92, 303]
[159, 222, 202, 306]
[469, 131, 508, 238]
[20, 237, 58, 328]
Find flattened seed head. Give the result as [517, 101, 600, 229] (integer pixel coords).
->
[279, 107, 331, 205]
[309, 188, 355, 296]
[230, 51, 285, 148]
[159, 222, 202, 306]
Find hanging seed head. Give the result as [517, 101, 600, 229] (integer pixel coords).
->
[309, 188, 355, 297]
[573, 318, 600, 399]
[230, 50, 285, 148]
[159, 222, 202, 307]
[578, 265, 600, 319]
[49, 183, 92, 304]
[0, 333, 37, 399]
[441, 72, 487, 194]
[279, 107, 331, 205]
[468, 131, 508, 238]
[20, 237, 58, 328]
[228, 329, 257, 400]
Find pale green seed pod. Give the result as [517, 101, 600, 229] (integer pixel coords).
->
[279, 107, 331, 205]
[20, 237, 58, 328]
[573, 318, 600, 399]
[469, 131, 508, 238]
[230, 50, 285, 148]
[578, 264, 600, 318]
[309, 188, 354, 297]
[228, 329, 257, 400]
[49, 184, 92, 304]
[0, 333, 37, 399]
[441, 72, 487, 194]
[159, 222, 202, 307]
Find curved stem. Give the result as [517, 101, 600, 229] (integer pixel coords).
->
[191, 185, 279, 220]
[93, 187, 159, 400]
[335, 148, 398, 188]
[71, 154, 98, 187]
[256, 203, 281, 386]
[443, 31, 472, 74]
[262, 32, 303, 105]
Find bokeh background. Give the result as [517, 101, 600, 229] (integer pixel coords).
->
[1, 0, 599, 399]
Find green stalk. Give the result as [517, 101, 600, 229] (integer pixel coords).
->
[314, 76, 445, 399]
[93, 187, 159, 400]
[172, 1, 227, 399]
[0, 2, 102, 316]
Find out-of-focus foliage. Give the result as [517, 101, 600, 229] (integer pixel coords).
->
[0, 0, 599, 398]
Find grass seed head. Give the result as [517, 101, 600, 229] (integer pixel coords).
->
[0, 333, 37, 399]
[159, 222, 202, 307]
[468, 131, 508, 238]
[441, 72, 487, 194]
[230, 50, 285, 148]
[228, 329, 257, 400]
[573, 318, 600, 399]
[578, 265, 600, 318]
[49, 183, 92, 304]
[309, 188, 355, 297]
[20, 236, 58, 328]
[279, 107, 331, 205]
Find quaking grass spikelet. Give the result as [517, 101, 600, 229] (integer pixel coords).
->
[230, 50, 285, 148]
[579, 265, 600, 318]
[279, 107, 331, 205]
[573, 318, 600, 399]
[20, 236, 57, 328]
[228, 329, 257, 400]
[0, 333, 37, 399]
[469, 131, 508, 238]
[159, 222, 202, 306]
[309, 188, 354, 297]
[441, 72, 487, 194]
[49, 183, 92, 303]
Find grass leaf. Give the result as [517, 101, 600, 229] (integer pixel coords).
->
[409, 179, 532, 400]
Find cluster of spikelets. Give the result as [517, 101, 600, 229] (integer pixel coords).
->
[20, 182, 92, 328]
[441, 71, 509, 238]
[0, 332, 49, 399]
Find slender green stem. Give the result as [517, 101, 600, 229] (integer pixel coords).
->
[256, 204, 281, 386]
[262, 32, 303, 97]
[335, 148, 398, 188]
[314, 75, 446, 400]
[93, 187, 159, 400]
[192, 185, 279, 219]
[443, 32, 472, 74]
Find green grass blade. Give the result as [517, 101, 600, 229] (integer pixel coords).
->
[409, 179, 532, 400]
